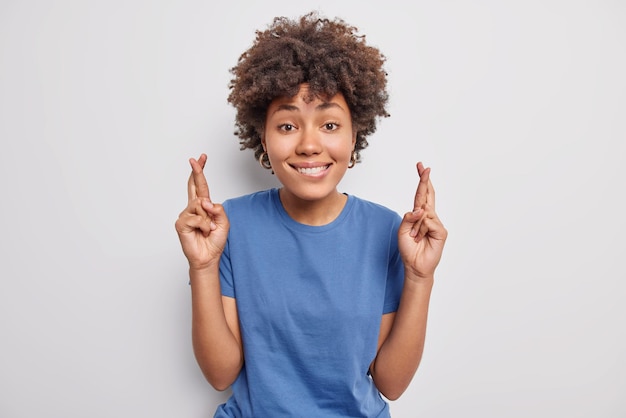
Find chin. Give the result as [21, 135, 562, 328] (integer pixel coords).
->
[280, 184, 339, 203]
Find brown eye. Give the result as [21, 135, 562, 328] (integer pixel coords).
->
[279, 124, 295, 132]
[324, 122, 339, 131]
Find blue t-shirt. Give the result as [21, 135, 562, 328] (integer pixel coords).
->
[215, 189, 404, 418]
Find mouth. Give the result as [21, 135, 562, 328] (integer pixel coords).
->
[293, 164, 331, 176]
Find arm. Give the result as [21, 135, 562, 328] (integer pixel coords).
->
[370, 162, 447, 400]
[190, 267, 243, 391]
[175, 154, 243, 390]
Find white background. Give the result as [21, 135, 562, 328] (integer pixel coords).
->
[1, 1, 625, 417]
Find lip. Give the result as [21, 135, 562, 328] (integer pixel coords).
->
[289, 162, 332, 177]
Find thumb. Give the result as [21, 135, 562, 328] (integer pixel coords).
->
[201, 200, 228, 226]
[400, 208, 424, 236]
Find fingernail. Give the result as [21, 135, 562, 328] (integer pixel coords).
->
[409, 228, 417, 237]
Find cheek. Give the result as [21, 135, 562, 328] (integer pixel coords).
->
[333, 140, 354, 160]
[265, 140, 287, 158]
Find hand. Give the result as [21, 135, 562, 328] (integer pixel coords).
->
[398, 162, 448, 282]
[174, 154, 230, 270]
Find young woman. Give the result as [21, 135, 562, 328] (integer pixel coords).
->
[175, 12, 447, 417]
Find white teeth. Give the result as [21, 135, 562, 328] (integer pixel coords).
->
[297, 165, 329, 175]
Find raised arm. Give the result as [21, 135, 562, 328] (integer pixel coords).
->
[370, 162, 448, 400]
[174, 153, 243, 390]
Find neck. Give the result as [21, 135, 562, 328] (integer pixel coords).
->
[278, 189, 347, 226]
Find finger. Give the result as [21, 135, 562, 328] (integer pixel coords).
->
[197, 153, 207, 169]
[414, 208, 447, 243]
[201, 200, 231, 229]
[402, 208, 425, 238]
[201, 200, 232, 238]
[418, 163, 437, 209]
[414, 214, 430, 242]
[186, 154, 207, 201]
[177, 213, 215, 236]
[415, 216, 447, 243]
[413, 162, 430, 210]
[187, 198, 218, 232]
[188, 154, 211, 201]
[417, 161, 426, 177]
[176, 198, 214, 230]
[194, 197, 211, 218]
[187, 171, 196, 201]
[427, 178, 436, 211]
[180, 196, 211, 221]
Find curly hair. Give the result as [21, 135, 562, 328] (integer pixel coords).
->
[227, 11, 390, 163]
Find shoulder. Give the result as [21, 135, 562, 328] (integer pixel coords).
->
[349, 195, 401, 224]
[221, 189, 282, 232]
[223, 189, 275, 213]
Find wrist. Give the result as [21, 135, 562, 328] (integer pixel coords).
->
[404, 271, 435, 287]
[189, 260, 220, 278]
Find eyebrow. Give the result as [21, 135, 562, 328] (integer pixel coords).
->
[271, 101, 345, 115]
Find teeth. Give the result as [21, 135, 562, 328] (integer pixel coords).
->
[297, 165, 329, 175]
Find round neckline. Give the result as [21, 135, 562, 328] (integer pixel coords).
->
[270, 188, 354, 233]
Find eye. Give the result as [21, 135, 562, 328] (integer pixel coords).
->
[278, 123, 295, 132]
[323, 122, 339, 131]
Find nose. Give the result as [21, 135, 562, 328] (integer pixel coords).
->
[295, 127, 323, 156]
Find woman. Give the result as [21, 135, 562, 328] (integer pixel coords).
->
[175, 12, 447, 417]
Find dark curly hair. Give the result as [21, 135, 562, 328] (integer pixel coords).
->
[227, 11, 390, 163]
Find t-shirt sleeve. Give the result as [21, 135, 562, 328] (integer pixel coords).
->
[219, 238, 235, 298]
[219, 201, 236, 298]
[383, 216, 404, 314]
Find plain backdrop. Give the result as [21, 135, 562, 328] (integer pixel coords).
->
[1, 1, 625, 417]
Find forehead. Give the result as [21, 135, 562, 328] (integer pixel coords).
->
[268, 84, 349, 114]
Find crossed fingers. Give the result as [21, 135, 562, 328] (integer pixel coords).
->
[413, 162, 435, 211]
[410, 162, 438, 242]
[187, 153, 210, 202]
[183, 153, 215, 237]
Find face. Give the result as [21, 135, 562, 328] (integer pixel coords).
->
[263, 84, 356, 206]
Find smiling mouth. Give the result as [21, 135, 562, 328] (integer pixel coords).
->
[295, 165, 331, 175]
